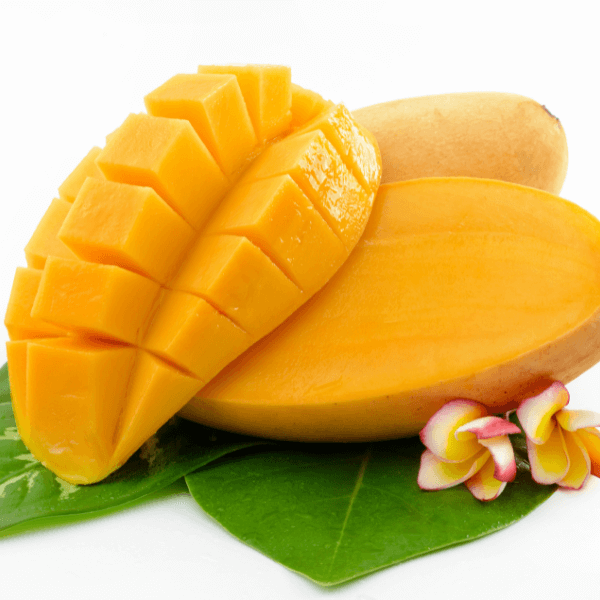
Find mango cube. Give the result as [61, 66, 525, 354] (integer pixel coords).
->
[24, 198, 78, 269]
[145, 73, 257, 176]
[173, 235, 303, 335]
[243, 130, 370, 250]
[290, 83, 333, 128]
[59, 178, 195, 284]
[206, 175, 346, 293]
[31, 257, 161, 344]
[25, 338, 136, 484]
[144, 290, 251, 381]
[96, 113, 229, 229]
[298, 104, 381, 193]
[112, 351, 201, 470]
[58, 147, 105, 203]
[6, 339, 32, 444]
[5, 267, 67, 341]
[198, 65, 291, 141]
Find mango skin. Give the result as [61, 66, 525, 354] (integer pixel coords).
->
[181, 178, 600, 442]
[353, 93, 568, 195]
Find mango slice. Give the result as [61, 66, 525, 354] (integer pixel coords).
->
[353, 92, 569, 195]
[181, 178, 600, 442]
[5, 65, 381, 483]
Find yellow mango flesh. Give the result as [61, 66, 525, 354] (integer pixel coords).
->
[31, 257, 162, 345]
[242, 130, 371, 250]
[5, 268, 66, 341]
[144, 73, 257, 176]
[353, 92, 568, 195]
[5, 65, 381, 483]
[198, 65, 292, 141]
[182, 178, 600, 442]
[59, 178, 195, 284]
[96, 113, 230, 230]
[57, 146, 105, 203]
[24, 198, 78, 269]
[204, 175, 347, 292]
[290, 84, 333, 128]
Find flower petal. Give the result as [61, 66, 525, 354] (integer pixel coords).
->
[455, 416, 520, 440]
[417, 448, 489, 491]
[555, 409, 600, 432]
[576, 428, 600, 479]
[526, 423, 570, 485]
[517, 382, 569, 444]
[558, 430, 591, 490]
[419, 400, 488, 462]
[478, 435, 518, 482]
[465, 456, 507, 501]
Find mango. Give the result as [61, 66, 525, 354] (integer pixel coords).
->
[181, 178, 600, 442]
[353, 93, 568, 194]
[290, 84, 333, 128]
[5, 65, 381, 483]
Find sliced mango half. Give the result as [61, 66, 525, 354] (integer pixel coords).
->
[5, 65, 381, 483]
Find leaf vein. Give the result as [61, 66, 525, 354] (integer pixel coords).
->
[327, 446, 371, 576]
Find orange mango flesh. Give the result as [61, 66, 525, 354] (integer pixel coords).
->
[5, 66, 381, 483]
[5, 268, 67, 341]
[290, 84, 333, 128]
[198, 65, 292, 141]
[24, 198, 78, 269]
[57, 146, 105, 203]
[181, 178, 600, 442]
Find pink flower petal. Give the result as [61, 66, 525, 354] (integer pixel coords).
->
[526, 423, 570, 485]
[517, 382, 569, 444]
[478, 435, 518, 482]
[558, 430, 591, 490]
[419, 400, 488, 463]
[577, 428, 600, 479]
[465, 456, 507, 501]
[555, 409, 600, 432]
[417, 448, 489, 491]
[455, 416, 520, 440]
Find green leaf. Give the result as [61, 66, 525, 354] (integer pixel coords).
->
[0, 363, 264, 534]
[186, 435, 556, 586]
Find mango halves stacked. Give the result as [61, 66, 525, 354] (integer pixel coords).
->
[4, 65, 382, 484]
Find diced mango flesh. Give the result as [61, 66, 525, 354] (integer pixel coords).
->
[243, 129, 371, 249]
[5, 267, 67, 341]
[5, 340, 31, 445]
[59, 178, 195, 284]
[145, 74, 257, 176]
[290, 84, 333, 128]
[143, 289, 251, 381]
[31, 257, 162, 345]
[58, 147, 105, 203]
[198, 65, 292, 141]
[24, 198, 78, 269]
[25, 338, 137, 484]
[96, 113, 229, 229]
[205, 175, 347, 292]
[297, 103, 381, 193]
[173, 234, 304, 335]
[5, 65, 381, 483]
[111, 351, 202, 472]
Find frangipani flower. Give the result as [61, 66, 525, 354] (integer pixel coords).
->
[418, 400, 521, 501]
[517, 382, 600, 490]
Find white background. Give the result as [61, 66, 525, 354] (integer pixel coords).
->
[1, 1, 600, 598]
